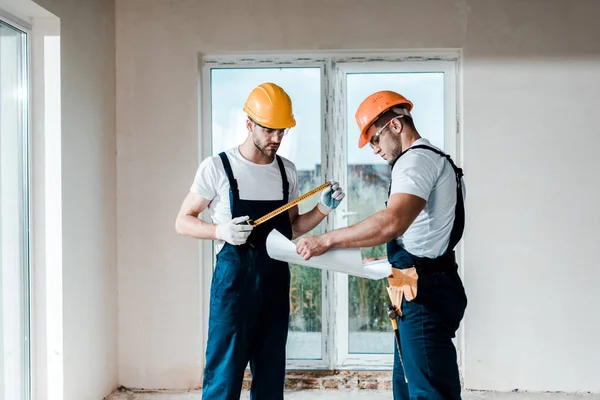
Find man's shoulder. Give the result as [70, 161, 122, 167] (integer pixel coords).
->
[204, 147, 238, 167]
[196, 150, 235, 178]
[221, 147, 239, 159]
[198, 153, 222, 169]
[397, 140, 445, 169]
[277, 155, 297, 172]
[409, 139, 446, 157]
[205, 148, 297, 175]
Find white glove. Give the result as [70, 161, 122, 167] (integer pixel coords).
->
[215, 216, 254, 246]
[317, 180, 345, 215]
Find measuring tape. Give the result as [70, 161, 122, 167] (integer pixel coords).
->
[247, 181, 332, 227]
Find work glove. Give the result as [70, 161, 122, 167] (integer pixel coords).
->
[215, 216, 254, 246]
[317, 180, 345, 215]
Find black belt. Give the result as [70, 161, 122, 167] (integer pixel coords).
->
[393, 251, 457, 274]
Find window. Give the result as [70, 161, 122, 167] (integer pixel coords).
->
[0, 17, 31, 399]
[207, 67, 325, 363]
[335, 61, 457, 368]
[201, 53, 459, 369]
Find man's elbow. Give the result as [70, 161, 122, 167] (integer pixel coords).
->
[291, 226, 302, 241]
[382, 222, 404, 243]
[175, 215, 186, 236]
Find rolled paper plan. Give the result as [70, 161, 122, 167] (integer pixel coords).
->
[266, 229, 392, 280]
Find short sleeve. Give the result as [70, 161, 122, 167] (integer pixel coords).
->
[190, 157, 220, 200]
[390, 151, 439, 201]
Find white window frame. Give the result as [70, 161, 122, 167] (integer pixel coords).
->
[0, 11, 32, 400]
[199, 57, 334, 370]
[198, 50, 462, 371]
[331, 59, 459, 369]
[2, 4, 62, 400]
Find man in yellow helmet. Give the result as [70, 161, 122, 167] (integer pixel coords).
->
[295, 90, 467, 400]
[175, 82, 345, 400]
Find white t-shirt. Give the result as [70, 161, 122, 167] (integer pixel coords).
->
[390, 138, 466, 258]
[190, 146, 299, 251]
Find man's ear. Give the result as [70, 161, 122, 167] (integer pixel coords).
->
[246, 118, 253, 132]
[390, 117, 404, 134]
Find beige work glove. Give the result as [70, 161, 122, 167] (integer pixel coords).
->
[215, 216, 254, 246]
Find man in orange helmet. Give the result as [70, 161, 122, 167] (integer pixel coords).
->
[296, 90, 467, 399]
[175, 82, 345, 400]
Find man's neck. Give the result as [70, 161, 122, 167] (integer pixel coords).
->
[238, 139, 274, 165]
[400, 132, 422, 153]
[390, 132, 422, 168]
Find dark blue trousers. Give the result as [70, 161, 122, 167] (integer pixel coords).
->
[202, 152, 293, 400]
[392, 270, 467, 400]
[202, 245, 291, 400]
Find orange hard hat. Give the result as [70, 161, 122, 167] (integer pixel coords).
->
[243, 82, 296, 129]
[355, 90, 413, 148]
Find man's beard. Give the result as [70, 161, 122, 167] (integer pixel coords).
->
[253, 133, 279, 157]
[385, 144, 403, 165]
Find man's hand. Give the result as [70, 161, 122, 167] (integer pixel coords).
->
[317, 180, 345, 215]
[296, 235, 332, 260]
[215, 216, 253, 245]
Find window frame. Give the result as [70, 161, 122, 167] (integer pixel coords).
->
[199, 50, 462, 371]
[331, 59, 459, 369]
[0, 12, 32, 400]
[200, 58, 335, 370]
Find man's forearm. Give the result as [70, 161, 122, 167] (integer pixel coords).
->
[291, 206, 327, 239]
[295, 193, 425, 260]
[324, 209, 400, 249]
[175, 215, 217, 240]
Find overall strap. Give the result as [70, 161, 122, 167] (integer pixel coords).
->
[218, 152, 239, 201]
[409, 145, 465, 253]
[275, 155, 289, 203]
[388, 144, 465, 254]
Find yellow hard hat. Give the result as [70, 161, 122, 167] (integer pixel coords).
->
[243, 82, 296, 129]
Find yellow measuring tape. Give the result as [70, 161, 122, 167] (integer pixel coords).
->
[247, 181, 332, 227]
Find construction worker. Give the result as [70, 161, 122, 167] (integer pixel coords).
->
[175, 82, 345, 400]
[295, 90, 467, 400]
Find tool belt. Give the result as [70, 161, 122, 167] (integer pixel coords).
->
[386, 252, 457, 316]
[386, 267, 418, 317]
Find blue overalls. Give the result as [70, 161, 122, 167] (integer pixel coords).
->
[387, 145, 468, 400]
[202, 152, 293, 400]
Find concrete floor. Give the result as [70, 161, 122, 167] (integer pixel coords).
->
[107, 389, 600, 400]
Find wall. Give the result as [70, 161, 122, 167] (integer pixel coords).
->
[115, 0, 600, 392]
[463, 2, 600, 391]
[29, 0, 118, 399]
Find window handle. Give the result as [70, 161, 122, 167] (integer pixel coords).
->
[338, 210, 358, 218]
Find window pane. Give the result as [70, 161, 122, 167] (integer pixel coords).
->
[346, 72, 445, 354]
[0, 20, 30, 398]
[210, 67, 323, 359]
